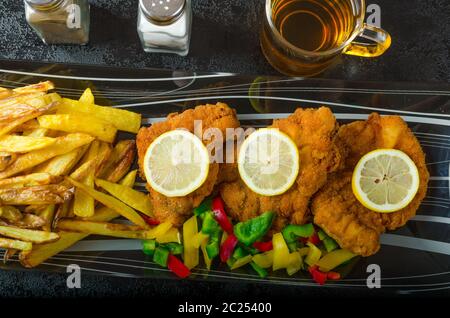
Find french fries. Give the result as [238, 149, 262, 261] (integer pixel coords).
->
[0, 225, 59, 243]
[95, 178, 153, 216]
[0, 173, 62, 188]
[99, 140, 136, 182]
[0, 152, 16, 171]
[0, 133, 94, 179]
[0, 184, 74, 205]
[0, 238, 32, 251]
[35, 145, 88, 176]
[58, 98, 141, 133]
[0, 206, 23, 222]
[38, 114, 117, 143]
[66, 177, 147, 228]
[0, 135, 55, 153]
[57, 220, 154, 239]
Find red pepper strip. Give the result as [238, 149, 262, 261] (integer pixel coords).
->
[253, 240, 273, 252]
[167, 254, 191, 279]
[299, 232, 321, 245]
[308, 266, 327, 285]
[327, 271, 341, 280]
[212, 197, 233, 234]
[141, 214, 161, 226]
[220, 233, 238, 262]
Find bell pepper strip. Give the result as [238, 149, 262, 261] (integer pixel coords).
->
[287, 241, 298, 253]
[201, 212, 221, 235]
[309, 265, 328, 285]
[141, 214, 160, 226]
[221, 231, 228, 245]
[252, 250, 274, 269]
[147, 221, 172, 239]
[272, 233, 291, 271]
[250, 261, 268, 278]
[282, 223, 314, 243]
[317, 229, 327, 241]
[220, 233, 238, 262]
[206, 231, 221, 259]
[192, 232, 209, 249]
[142, 239, 157, 257]
[168, 254, 191, 278]
[253, 240, 273, 252]
[211, 197, 233, 234]
[193, 197, 212, 216]
[183, 215, 199, 269]
[305, 242, 322, 266]
[156, 227, 181, 244]
[164, 242, 184, 255]
[153, 246, 169, 267]
[241, 244, 260, 255]
[234, 212, 275, 246]
[232, 246, 249, 260]
[316, 249, 356, 272]
[200, 240, 212, 270]
[286, 251, 302, 276]
[327, 271, 341, 280]
[298, 247, 309, 257]
[323, 237, 338, 252]
[230, 254, 253, 270]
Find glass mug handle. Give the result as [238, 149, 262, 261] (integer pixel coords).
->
[343, 24, 392, 57]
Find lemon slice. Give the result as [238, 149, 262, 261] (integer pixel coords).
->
[352, 149, 420, 213]
[143, 130, 209, 197]
[238, 128, 299, 196]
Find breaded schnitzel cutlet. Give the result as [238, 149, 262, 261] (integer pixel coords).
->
[136, 103, 240, 226]
[220, 107, 342, 230]
[311, 114, 429, 256]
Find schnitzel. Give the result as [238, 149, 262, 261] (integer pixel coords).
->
[136, 103, 240, 226]
[220, 107, 342, 230]
[311, 114, 429, 256]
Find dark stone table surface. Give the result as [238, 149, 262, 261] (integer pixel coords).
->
[0, 0, 448, 301]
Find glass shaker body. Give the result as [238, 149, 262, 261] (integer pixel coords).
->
[137, 0, 192, 56]
[25, 0, 90, 45]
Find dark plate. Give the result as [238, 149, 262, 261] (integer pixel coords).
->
[0, 60, 448, 294]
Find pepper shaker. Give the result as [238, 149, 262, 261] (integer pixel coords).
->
[24, 0, 90, 45]
[137, 0, 192, 56]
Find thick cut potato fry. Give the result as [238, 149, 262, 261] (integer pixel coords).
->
[14, 119, 40, 132]
[0, 152, 16, 172]
[12, 81, 54, 95]
[95, 178, 153, 216]
[99, 140, 135, 182]
[73, 170, 95, 218]
[0, 135, 56, 153]
[38, 114, 117, 143]
[0, 225, 59, 243]
[0, 133, 94, 179]
[25, 93, 61, 109]
[79, 140, 112, 176]
[0, 206, 22, 222]
[20, 173, 136, 268]
[67, 177, 147, 228]
[35, 145, 88, 176]
[0, 173, 62, 188]
[57, 98, 141, 133]
[120, 169, 137, 186]
[79, 88, 94, 106]
[57, 220, 154, 239]
[0, 238, 32, 251]
[39, 205, 55, 232]
[0, 184, 74, 205]
[23, 127, 49, 137]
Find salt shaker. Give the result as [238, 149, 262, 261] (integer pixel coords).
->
[24, 0, 90, 45]
[137, 0, 192, 56]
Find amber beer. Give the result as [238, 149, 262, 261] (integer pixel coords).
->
[261, 0, 391, 76]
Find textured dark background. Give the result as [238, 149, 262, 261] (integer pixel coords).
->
[0, 0, 448, 301]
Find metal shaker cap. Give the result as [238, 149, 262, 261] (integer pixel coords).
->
[139, 0, 186, 24]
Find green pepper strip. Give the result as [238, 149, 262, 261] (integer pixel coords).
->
[234, 211, 275, 246]
[193, 198, 212, 216]
[250, 261, 268, 278]
[206, 230, 221, 259]
[282, 223, 314, 243]
[142, 239, 157, 257]
[165, 242, 184, 255]
[153, 246, 169, 267]
[232, 246, 249, 260]
[201, 212, 221, 235]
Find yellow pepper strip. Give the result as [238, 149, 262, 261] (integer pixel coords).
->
[305, 242, 322, 266]
[286, 251, 302, 276]
[231, 255, 253, 270]
[183, 215, 199, 269]
[316, 249, 356, 272]
[192, 232, 209, 249]
[298, 247, 309, 257]
[156, 227, 180, 244]
[200, 240, 212, 270]
[272, 233, 291, 271]
[252, 250, 274, 269]
[221, 231, 228, 245]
